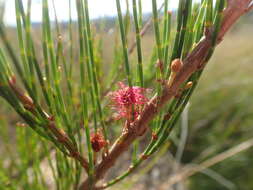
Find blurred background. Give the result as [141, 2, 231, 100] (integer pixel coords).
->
[0, 1, 253, 190]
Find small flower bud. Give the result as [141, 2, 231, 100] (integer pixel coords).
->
[8, 76, 34, 107]
[129, 165, 134, 171]
[185, 81, 193, 89]
[47, 115, 55, 121]
[9, 75, 16, 84]
[152, 133, 158, 141]
[57, 129, 68, 143]
[70, 151, 79, 158]
[141, 154, 148, 160]
[171, 59, 183, 73]
[24, 104, 34, 112]
[164, 113, 171, 121]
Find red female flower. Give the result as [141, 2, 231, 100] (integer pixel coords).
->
[108, 82, 149, 120]
[90, 132, 106, 152]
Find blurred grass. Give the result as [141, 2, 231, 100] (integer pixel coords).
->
[0, 16, 253, 190]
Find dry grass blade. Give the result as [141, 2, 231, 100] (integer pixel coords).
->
[159, 138, 253, 190]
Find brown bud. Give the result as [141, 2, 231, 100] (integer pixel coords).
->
[152, 133, 158, 141]
[59, 129, 67, 137]
[57, 129, 68, 143]
[128, 165, 134, 172]
[21, 94, 34, 108]
[185, 81, 193, 89]
[48, 115, 55, 121]
[23, 104, 34, 112]
[164, 113, 171, 121]
[140, 154, 148, 160]
[91, 132, 106, 152]
[8, 76, 34, 107]
[171, 59, 183, 73]
[70, 151, 79, 158]
[9, 75, 16, 84]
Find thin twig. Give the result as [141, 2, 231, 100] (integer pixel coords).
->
[172, 103, 189, 190]
[159, 138, 253, 189]
[197, 168, 236, 190]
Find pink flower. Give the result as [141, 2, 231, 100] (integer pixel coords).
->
[108, 82, 149, 120]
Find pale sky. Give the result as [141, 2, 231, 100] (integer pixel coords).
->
[2, 0, 180, 25]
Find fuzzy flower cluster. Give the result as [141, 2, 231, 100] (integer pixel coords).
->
[108, 82, 149, 121]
